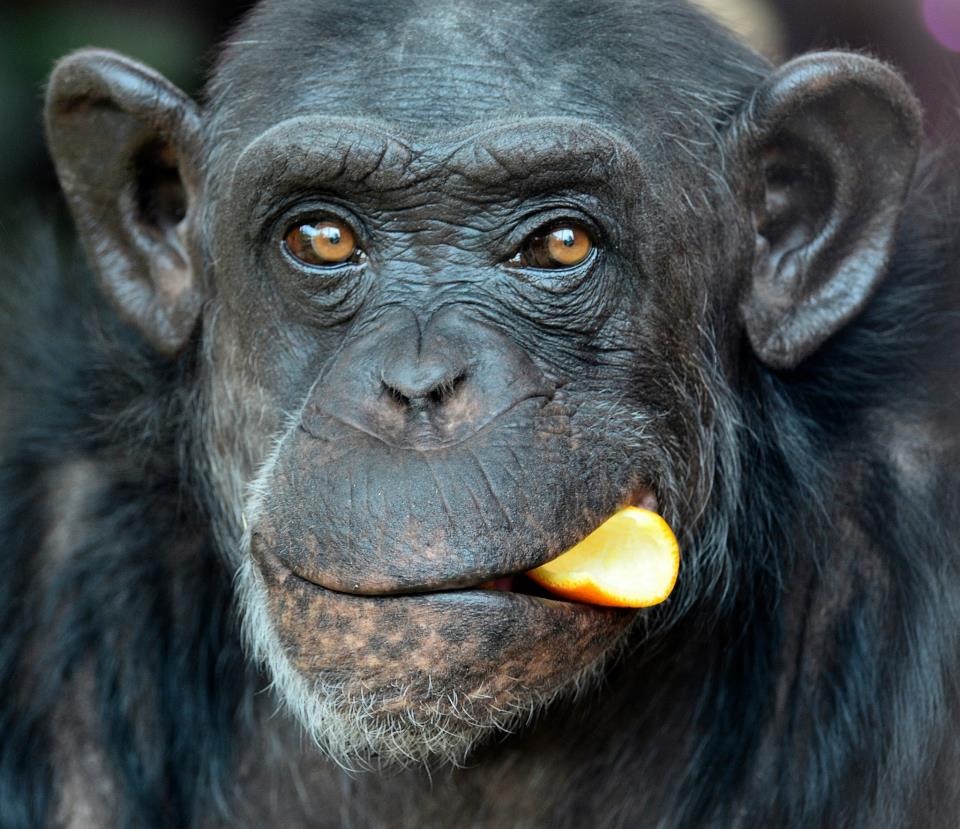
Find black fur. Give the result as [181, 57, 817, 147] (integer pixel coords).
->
[681, 143, 960, 826]
[0, 225, 253, 829]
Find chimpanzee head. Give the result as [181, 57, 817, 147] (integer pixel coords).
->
[43, 0, 920, 767]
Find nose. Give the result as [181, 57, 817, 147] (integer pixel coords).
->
[303, 306, 552, 449]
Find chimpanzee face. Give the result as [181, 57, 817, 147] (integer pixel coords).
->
[204, 113, 724, 764]
[44, 0, 920, 768]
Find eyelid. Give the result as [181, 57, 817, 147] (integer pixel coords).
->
[270, 197, 370, 248]
[503, 203, 603, 247]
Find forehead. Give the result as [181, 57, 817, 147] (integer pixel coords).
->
[205, 0, 767, 152]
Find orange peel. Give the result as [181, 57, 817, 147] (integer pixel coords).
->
[526, 507, 679, 608]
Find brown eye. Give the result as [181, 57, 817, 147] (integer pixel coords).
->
[284, 219, 363, 266]
[510, 224, 595, 269]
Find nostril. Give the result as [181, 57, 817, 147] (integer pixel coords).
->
[384, 383, 411, 408]
[427, 370, 467, 406]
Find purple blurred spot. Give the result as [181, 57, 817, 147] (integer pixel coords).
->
[923, 0, 960, 52]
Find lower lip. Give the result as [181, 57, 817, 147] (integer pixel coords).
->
[254, 543, 636, 700]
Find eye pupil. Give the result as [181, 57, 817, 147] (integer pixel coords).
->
[284, 219, 362, 266]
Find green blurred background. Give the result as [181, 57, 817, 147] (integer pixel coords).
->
[0, 0, 957, 212]
[0, 0, 254, 211]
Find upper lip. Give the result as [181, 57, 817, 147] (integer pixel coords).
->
[251, 487, 655, 597]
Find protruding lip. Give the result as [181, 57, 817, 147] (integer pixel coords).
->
[253, 487, 659, 604]
[254, 537, 635, 706]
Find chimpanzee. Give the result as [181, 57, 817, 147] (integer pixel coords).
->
[1, 0, 958, 826]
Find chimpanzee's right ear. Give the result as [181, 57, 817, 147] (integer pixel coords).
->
[45, 49, 204, 356]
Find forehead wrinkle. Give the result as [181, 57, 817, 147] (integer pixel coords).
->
[207, 0, 768, 171]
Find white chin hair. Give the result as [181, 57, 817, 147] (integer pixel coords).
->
[234, 554, 550, 771]
[230, 439, 612, 771]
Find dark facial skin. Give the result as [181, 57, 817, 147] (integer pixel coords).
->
[43, 0, 922, 769]
[225, 116, 693, 721]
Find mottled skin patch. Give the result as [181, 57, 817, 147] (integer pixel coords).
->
[254, 539, 632, 715]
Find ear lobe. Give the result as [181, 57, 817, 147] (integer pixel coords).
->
[45, 49, 204, 355]
[734, 52, 922, 369]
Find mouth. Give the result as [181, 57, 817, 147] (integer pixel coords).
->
[478, 573, 558, 599]
[265, 543, 627, 612]
[251, 478, 666, 615]
[310, 568, 586, 603]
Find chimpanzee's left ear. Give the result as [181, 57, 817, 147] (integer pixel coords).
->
[45, 49, 204, 355]
[733, 52, 922, 369]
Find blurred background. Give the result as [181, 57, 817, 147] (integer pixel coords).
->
[0, 0, 958, 211]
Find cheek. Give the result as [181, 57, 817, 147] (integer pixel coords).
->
[199, 314, 293, 531]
